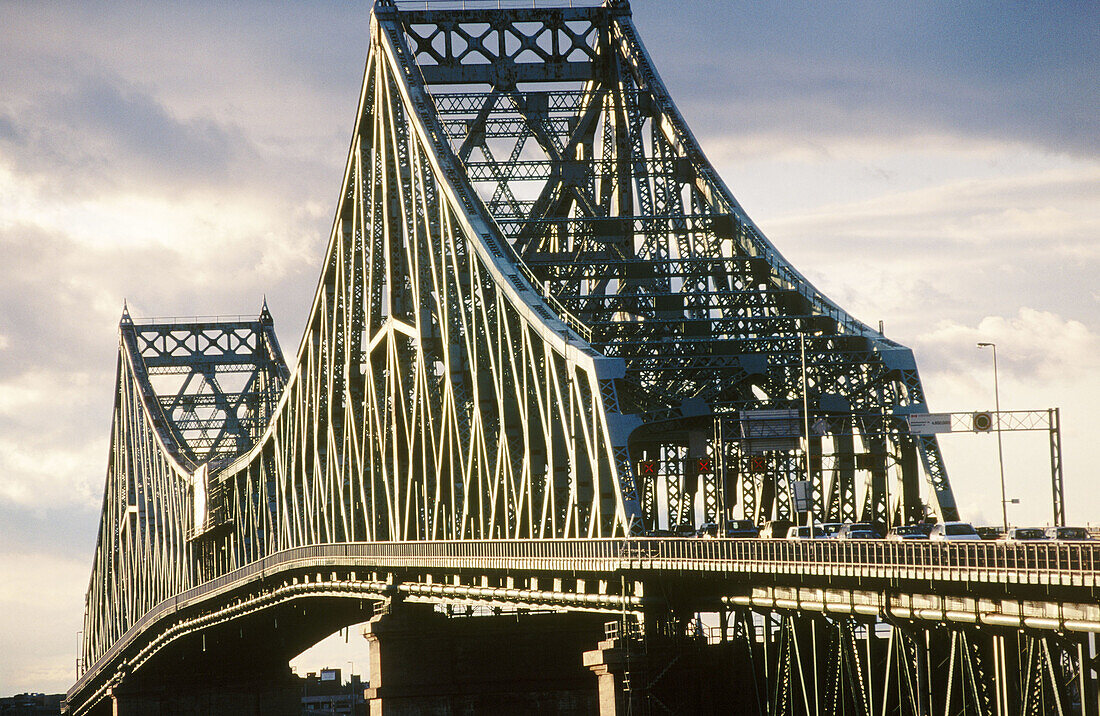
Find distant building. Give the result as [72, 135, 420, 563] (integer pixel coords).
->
[0, 693, 63, 716]
[299, 668, 367, 715]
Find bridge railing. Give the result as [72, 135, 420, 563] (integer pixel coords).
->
[632, 538, 1099, 581]
[216, 538, 1100, 583]
[210, 537, 1100, 586]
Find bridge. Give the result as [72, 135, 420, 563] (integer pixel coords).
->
[66, 1, 1099, 714]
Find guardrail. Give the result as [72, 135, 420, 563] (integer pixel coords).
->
[71, 537, 1100, 707]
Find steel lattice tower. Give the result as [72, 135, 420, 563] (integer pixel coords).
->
[78, 0, 962, 675]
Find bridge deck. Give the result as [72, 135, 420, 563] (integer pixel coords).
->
[71, 538, 1100, 707]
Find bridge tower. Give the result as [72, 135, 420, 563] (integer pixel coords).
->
[318, 0, 959, 538]
[68, 3, 1100, 716]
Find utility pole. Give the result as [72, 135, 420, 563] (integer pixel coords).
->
[978, 342, 1008, 532]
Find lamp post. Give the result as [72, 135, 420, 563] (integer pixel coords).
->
[347, 660, 358, 712]
[978, 342, 1008, 531]
[799, 332, 817, 527]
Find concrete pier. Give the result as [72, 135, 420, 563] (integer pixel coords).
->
[363, 603, 608, 715]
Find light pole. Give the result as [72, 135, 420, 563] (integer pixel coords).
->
[800, 333, 812, 527]
[347, 660, 358, 712]
[978, 342, 1008, 531]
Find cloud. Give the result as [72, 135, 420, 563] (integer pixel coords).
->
[0, 504, 99, 562]
[0, 67, 337, 209]
[0, 552, 90, 695]
[907, 308, 1100, 528]
[635, 1, 1099, 157]
[732, 156, 1100, 338]
[915, 309, 1100, 385]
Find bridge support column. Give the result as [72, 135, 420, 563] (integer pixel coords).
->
[363, 601, 607, 715]
[583, 632, 762, 715]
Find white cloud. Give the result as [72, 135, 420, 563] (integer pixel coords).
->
[0, 553, 89, 695]
[723, 151, 1100, 346]
[910, 309, 1100, 528]
[0, 370, 106, 510]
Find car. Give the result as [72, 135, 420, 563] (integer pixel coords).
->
[820, 522, 844, 538]
[928, 521, 981, 541]
[786, 525, 827, 539]
[835, 522, 883, 539]
[886, 524, 931, 540]
[759, 519, 793, 539]
[1001, 527, 1048, 541]
[725, 519, 759, 538]
[975, 526, 1004, 540]
[1046, 526, 1093, 541]
[671, 522, 696, 537]
[696, 522, 722, 538]
[838, 529, 881, 539]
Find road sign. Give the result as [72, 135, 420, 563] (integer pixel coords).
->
[740, 409, 800, 453]
[791, 480, 813, 512]
[972, 412, 993, 432]
[906, 412, 952, 434]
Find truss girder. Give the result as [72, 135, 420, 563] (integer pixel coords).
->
[78, 309, 287, 670]
[192, 6, 641, 572]
[363, 0, 959, 527]
[78, 0, 968, 677]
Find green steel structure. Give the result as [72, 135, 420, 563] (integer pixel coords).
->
[69, 2, 1097, 714]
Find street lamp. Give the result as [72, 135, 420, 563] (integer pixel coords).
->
[347, 661, 358, 711]
[800, 333, 813, 527]
[978, 342, 1008, 531]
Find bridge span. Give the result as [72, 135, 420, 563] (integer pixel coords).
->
[70, 538, 1100, 713]
[67, 0, 1098, 713]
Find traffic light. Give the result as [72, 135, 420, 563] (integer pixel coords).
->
[637, 460, 658, 477]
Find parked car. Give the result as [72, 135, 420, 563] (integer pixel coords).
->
[725, 519, 760, 538]
[1001, 527, 1048, 541]
[886, 524, 931, 540]
[786, 525, 827, 539]
[928, 521, 981, 541]
[820, 522, 844, 538]
[1046, 526, 1093, 541]
[759, 519, 793, 539]
[836, 522, 883, 539]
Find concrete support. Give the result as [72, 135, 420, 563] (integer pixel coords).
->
[583, 638, 626, 715]
[363, 603, 607, 715]
[583, 633, 761, 715]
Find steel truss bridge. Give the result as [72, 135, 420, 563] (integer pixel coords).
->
[67, 1, 1099, 714]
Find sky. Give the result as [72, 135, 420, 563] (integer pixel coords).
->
[1, 0, 1097, 696]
